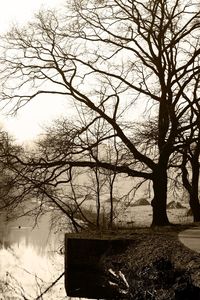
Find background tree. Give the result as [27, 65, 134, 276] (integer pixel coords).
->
[0, 0, 200, 226]
[180, 73, 200, 222]
[0, 129, 29, 222]
[17, 118, 134, 231]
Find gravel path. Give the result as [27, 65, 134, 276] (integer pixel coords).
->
[178, 226, 200, 253]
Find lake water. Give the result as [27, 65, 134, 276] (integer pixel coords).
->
[0, 211, 71, 299]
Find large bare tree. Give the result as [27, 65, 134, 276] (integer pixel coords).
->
[0, 0, 200, 226]
[180, 73, 200, 222]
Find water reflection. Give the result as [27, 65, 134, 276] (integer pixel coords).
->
[0, 211, 101, 300]
[0, 212, 57, 251]
[0, 212, 67, 299]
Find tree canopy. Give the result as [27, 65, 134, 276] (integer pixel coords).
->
[0, 0, 200, 226]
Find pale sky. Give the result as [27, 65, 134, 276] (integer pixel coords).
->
[0, 0, 68, 144]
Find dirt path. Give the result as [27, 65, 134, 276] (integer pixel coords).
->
[178, 227, 200, 253]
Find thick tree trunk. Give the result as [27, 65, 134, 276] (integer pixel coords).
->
[151, 164, 171, 226]
[182, 145, 200, 222]
[189, 194, 200, 222]
[190, 157, 200, 222]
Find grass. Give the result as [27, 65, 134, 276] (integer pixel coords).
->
[112, 228, 200, 299]
[68, 223, 200, 299]
[69, 203, 200, 298]
[73, 201, 193, 229]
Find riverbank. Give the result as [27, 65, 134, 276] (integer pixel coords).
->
[69, 225, 200, 299]
[1, 207, 199, 299]
[100, 226, 200, 299]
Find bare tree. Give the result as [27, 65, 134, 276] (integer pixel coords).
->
[181, 142, 200, 221]
[0, 0, 200, 226]
[30, 118, 125, 230]
[0, 130, 30, 221]
[103, 137, 119, 229]
[180, 74, 200, 221]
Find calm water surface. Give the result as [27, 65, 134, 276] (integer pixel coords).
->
[0, 211, 87, 300]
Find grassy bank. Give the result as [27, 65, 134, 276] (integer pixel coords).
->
[73, 225, 200, 299]
[96, 226, 200, 299]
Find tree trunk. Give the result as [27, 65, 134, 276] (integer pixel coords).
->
[190, 156, 200, 222]
[109, 189, 114, 229]
[181, 144, 200, 222]
[94, 167, 101, 229]
[189, 194, 200, 222]
[151, 164, 171, 226]
[108, 174, 116, 229]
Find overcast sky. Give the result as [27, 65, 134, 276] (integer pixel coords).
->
[0, 0, 68, 144]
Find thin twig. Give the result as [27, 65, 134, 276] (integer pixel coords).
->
[35, 272, 65, 300]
